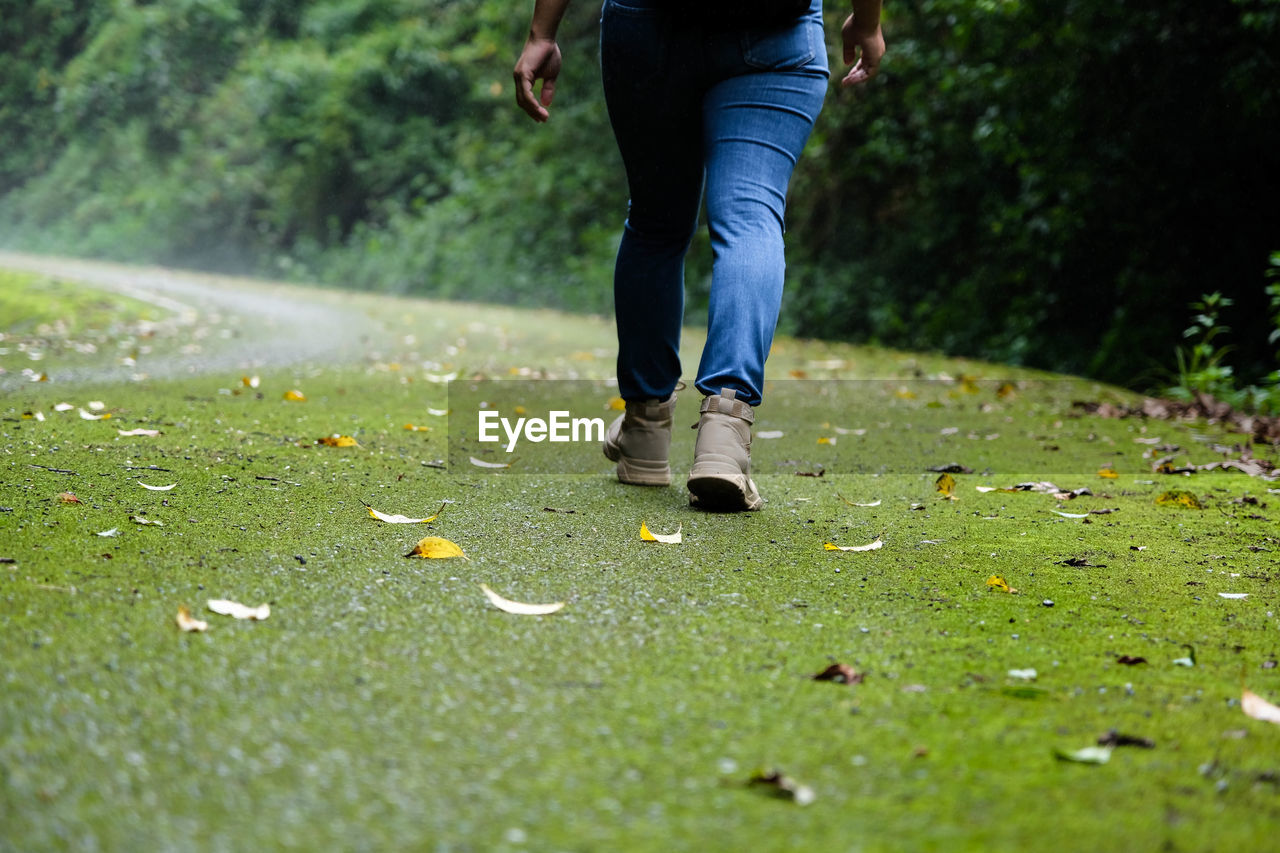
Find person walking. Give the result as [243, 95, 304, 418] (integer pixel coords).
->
[515, 0, 884, 511]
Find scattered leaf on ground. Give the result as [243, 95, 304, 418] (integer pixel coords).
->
[824, 539, 883, 552]
[1008, 668, 1038, 681]
[756, 430, 784, 439]
[1055, 746, 1113, 765]
[812, 663, 863, 685]
[427, 407, 449, 417]
[405, 536, 465, 559]
[1116, 655, 1148, 665]
[131, 515, 163, 526]
[1097, 730, 1156, 749]
[1155, 490, 1202, 509]
[987, 575, 1017, 593]
[175, 606, 208, 633]
[95, 528, 120, 538]
[207, 599, 271, 620]
[606, 396, 626, 411]
[365, 501, 446, 524]
[1173, 645, 1196, 667]
[1051, 510, 1090, 518]
[479, 583, 565, 615]
[139, 482, 177, 491]
[1219, 592, 1249, 599]
[1097, 467, 1119, 479]
[929, 463, 974, 474]
[1242, 688, 1280, 724]
[58, 492, 82, 504]
[242, 375, 260, 388]
[640, 522, 682, 544]
[316, 435, 359, 447]
[283, 389, 306, 401]
[836, 493, 880, 507]
[936, 473, 957, 499]
[746, 770, 816, 806]
[78, 409, 110, 420]
[53, 402, 73, 412]
[403, 424, 431, 432]
[469, 456, 511, 469]
[117, 428, 160, 437]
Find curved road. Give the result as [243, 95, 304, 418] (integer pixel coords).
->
[0, 251, 379, 390]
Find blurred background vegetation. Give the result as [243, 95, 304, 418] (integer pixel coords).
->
[1, 0, 1277, 391]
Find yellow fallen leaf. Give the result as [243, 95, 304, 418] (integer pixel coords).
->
[316, 435, 359, 447]
[405, 536, 465, 559]
[175, 605, 208, 633]
[1155, 490, 1202, 509]
[996, 382, 1017, 399]
[469, 456, 511, 469]
[936, 473, 957, 499]
[139, 482, 176, 491]
[207, 599, 270, 621]
[1097, 467, 1119, 479]
[479, 583, 565, 615]
[242, 375, 260, 388]
[606, 396, 626, 411]
[824, 539, 883, 552]
[894, 388, 917, 400]
[118, 428, 160, 437]
[403, 423, 431, 432]
[958, 376, 980, 394]
[365, 501, 446, 524]
[283, 389, 306, 401]
[1243, 688, 1280, 724]
[817, 436, 836, 445]
[986, 575, 1017, 593]
[640, 521, 682, 544]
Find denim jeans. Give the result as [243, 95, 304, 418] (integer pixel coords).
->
[600, 0, 829, 406]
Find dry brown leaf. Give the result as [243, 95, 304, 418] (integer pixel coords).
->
[640, 522, 682, 544]
[175, 605, 208, 633]
[58, 492, 82, 504]
[405, 536, 465, 559]
[207, 599, 270, 620]
[812, 663, 864, 685]
[479, 583, 565, 615]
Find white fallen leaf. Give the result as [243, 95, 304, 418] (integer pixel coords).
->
[976, 486, 998, 493]
[118, 428, 160, 437]
[95, 528, 120, 537]
[824, 539, 883, 552]
[207, 599, 270, 620]
[1055, 746, 1112, 765]
[139, 482, 176, 491]
[1243, 688, 1280, 724]
[365, 501, 446, 524]
[175, 606, 208, 633]
[479, 583, 565, 615]
[756, 430, 785, 439]
[851, 499, 882, 507]
[1133, 436, 1162, 445]
[469, 456, 510, 469]
[78, 408, 108, 420]
[427, 407, 449, 416]
[131, 515, 163, 526]
[640, 521, 682, 544]
[425, 372, 458, 384]
[1008, 668, 1038, 681]
[1219, 593, 1249, 599]
[54, 402, 74, 412]
[88, 401, 105, 411]
[1051, 510, 1090, 518]
[832, 426, 866, 436]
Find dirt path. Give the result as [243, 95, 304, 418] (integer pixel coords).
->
[0, 251, 378, 389]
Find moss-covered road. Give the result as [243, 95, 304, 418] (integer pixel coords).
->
[2, 259, 1278, 851]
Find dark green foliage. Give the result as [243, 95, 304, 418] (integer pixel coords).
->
[1, 0, 1277, 387]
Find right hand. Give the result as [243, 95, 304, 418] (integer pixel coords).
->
[514, 37, 562, 122]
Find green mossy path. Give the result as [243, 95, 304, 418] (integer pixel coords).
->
[2, 261, 1279, 851]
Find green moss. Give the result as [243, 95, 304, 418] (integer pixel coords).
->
[1, 273, 1278, 850]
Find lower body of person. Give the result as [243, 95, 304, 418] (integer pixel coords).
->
[598, 0, 829, 510]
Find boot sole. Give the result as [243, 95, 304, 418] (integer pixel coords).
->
[687, 472, 763, 512]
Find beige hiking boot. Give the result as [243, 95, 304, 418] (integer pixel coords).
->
[687, 388, 763, 511]
[602, 394, 677, 486]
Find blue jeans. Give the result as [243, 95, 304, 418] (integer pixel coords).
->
[600, 0, 829, 406]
